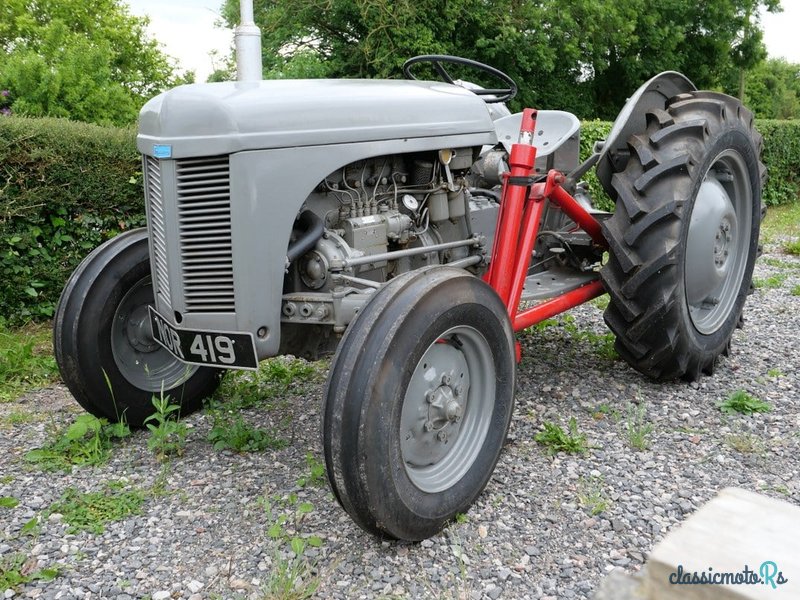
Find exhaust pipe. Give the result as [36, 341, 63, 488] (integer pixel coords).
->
[235, 0, 262, 81]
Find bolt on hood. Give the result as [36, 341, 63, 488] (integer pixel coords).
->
[137, 79, 498, 158]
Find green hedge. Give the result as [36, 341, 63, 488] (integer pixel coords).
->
[0, 116, 143, 322]
[757, 120, 800, 206]
[1, 115, 798, 322]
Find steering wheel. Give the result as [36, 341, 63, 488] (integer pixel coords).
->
[402, 55, 518, 104]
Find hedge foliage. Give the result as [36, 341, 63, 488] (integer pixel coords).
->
[0, 116, 143, 321]
[1, 115, 798, 322]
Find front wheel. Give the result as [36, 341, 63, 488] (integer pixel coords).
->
[54, 229, 222, 426]
[600, 91, 764, 380]
[322, 267, 515, 540]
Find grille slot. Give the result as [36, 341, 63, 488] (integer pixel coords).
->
[144, 156, 172, 313]
[176, 156, 235, 313]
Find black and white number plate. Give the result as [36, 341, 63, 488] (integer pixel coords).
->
[148, 307, 258, 370]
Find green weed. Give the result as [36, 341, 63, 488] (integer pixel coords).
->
[767, 368, 784, 378]
[785, 239, 800, 255]
[592, 403, 621, 422]
[25, 413, 130, 471]
[260, 496, 322, 600]
[296, 453, 326, 488]
[144, 392, 188, 460]
[717, 390, 772, 415]
[213, 356, 319, 411]
[207, 414, 287, 452]
[46, 484, 145, 534]
[625, 404, 654, 451]
[590, 294, 610, 311]
[760, 257, 800, 270]
[0, 409, 42, 428]
[0, 496, 20, 508]
[753, 273, 787, 289]
[577, 476, 610, 515]
[0, 320, 58, 402]
[791, 284, 800, 297]
[725, 432, 766, 454]
[0, 552, 60, 591]
[535, 418, 588, 455]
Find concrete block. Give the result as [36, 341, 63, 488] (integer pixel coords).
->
[645, 487, 798, 599]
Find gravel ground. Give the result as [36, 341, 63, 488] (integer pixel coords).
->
[1, 242, 799, 600]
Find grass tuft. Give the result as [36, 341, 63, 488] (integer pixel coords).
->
[0, 320, 58, 402]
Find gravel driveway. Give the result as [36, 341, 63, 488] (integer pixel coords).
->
[2, 242, 798, 600]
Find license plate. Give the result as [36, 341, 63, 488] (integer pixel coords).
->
[148, 307, 258, 370]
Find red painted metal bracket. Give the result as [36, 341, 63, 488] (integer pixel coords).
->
[486, 111, 611, 345]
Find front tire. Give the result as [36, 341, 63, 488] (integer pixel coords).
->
[322, 267, 515, 540]
[54, 229, 222, 426]
[600, 91, 764, 380]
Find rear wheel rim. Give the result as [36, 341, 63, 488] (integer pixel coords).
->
[111, 277, 197, 392]
[400, 325, 495, 493]
[685, 150, 752, 335]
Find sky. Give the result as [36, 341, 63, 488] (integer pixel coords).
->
[125, 1, 800, 84]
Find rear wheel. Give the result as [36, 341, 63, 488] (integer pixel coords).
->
[322, 267, 515, 540]
[54, 229, 222, 426]
[600, 91, 764, 380]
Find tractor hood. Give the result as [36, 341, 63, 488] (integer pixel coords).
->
[137, 79, 497, 158]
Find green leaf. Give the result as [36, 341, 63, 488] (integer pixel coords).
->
[24, 287, 38, 298]
[0, 496, 20, 508]
[307, 535, 323, 547]
[290, 537, 306, 556]
[267, 523, 282, 539]
[297, 502, 314, 515]
[34, 567, 60, 581]
[20, 517, 39, 534]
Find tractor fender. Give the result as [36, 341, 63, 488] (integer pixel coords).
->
[595, 71, 696, 198]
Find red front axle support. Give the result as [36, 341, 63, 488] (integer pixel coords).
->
[485, 108, 609, 339]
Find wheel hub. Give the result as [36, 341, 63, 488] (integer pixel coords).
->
[124, 304, 160, 353]
[425, 377, 464, 430]
[713, 219, 733, 269]
[111, 277, 197, 392]
[402, 350, 468, 467]
[684, 153, 752, 335]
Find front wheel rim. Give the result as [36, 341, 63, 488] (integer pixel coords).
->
[111, 277, 197, 392]
[685, 150, 753, 335]
[400, 325, 496, 493]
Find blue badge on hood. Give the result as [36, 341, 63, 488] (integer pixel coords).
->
[153, 145, 172, 158]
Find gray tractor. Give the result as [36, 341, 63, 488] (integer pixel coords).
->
[53, 9, 763, 541]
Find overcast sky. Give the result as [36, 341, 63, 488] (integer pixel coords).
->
[125, 1, 800, 84]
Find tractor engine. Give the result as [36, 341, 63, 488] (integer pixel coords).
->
[279, 149, 502, 357]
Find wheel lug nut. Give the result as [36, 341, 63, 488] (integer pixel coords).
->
[424, 421, 434, 432]
[441, 374, 451, 385]
[437, 431, 447, 442]
[425, 391, 435, 403]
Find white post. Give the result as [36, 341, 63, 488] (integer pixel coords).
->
[235, 0, 262, 81]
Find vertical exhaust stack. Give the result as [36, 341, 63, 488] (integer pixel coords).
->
[235, 0, 263, 81]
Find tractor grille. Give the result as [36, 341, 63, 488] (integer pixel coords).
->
[144, 156, 172, 314]
[176, 156, 236, 313]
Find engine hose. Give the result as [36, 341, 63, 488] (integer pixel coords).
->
[286, 210, 325, 263]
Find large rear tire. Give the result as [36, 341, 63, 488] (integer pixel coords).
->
[54, 229, 222, 426]
[322, 267, 515, 540]
[600, 91, 764, 380]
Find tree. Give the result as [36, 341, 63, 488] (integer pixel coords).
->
[219, 0, 781, 119]
[738, 58, 800, 119]
[0, 0, 182, 125]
